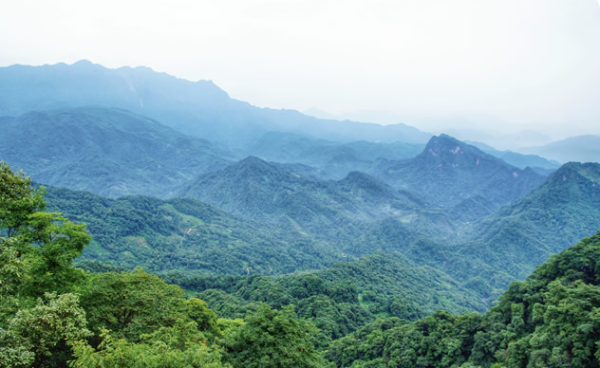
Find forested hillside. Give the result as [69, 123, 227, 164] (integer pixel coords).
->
[3, 60, 600, 368]
[327, 230, 600, 368]
[0, 107, 231, 197]
[43, 185, 343, 276]
[3, 162, 600, 368]
[177, 156, 452, 242]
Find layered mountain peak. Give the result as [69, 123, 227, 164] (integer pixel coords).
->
[417, 134, 507, 170]
[378, 135, 546, 207]
[0, 61, 432, 146]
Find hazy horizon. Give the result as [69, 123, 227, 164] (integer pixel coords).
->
[1, 0, 599, 146]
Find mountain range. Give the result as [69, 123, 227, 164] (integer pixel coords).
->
[2, 59, 600, 319]
[0, 60, 431, 146]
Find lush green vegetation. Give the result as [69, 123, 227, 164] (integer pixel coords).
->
[0, 163, 327, 368]
[4, 162, 600, 368]
[177, 155, 455, 244]
[44, 185, 343, 276]
[168, 251, 486, 347]
[327, 230, 600, 368]
[43, 158, 600, 309]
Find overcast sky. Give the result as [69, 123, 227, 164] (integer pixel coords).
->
[1, 0, 599, 143]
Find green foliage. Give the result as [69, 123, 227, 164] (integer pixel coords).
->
[70, 320, 228, 368]
[1, 163, 90, 312]
[221, 304, 328, 368]
[78, 268, 187, 341]
[0, 162, 46, 235]
[326, 230, 600, 368]
[186, 298, 220, 337]
[44, 186, 341, 276]
[2, 292, 91, 368]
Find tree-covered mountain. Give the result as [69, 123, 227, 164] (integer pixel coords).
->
[469, 162, 600, 280]
[348, 162, 600, 300]
[0, 60, 431, 146]
[42, 185, 347, 276]
[176, 156, 453, 243]
[6, 160, 600, 368]
[327, 230, 600, 368]
[173, 251, 486, 347]
[0, 107, 231, 198]
[377, 134, 547, 208]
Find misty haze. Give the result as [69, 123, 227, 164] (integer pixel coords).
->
[1, 1, 600, 368]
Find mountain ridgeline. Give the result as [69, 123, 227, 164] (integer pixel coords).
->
[3, 60, 600, 368]
[0, 60, 431, 146]
[377, 134, 547, 208]
[0, 107, 231, 198]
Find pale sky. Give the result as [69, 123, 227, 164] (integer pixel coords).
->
[1, 0, 599, 143]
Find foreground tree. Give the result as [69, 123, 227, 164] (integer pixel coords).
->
[222, 303, 329, 368]
[1, 163, 91, 367]
[71, 320, 228, 368]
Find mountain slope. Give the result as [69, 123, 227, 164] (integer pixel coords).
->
[177, 252, 486, 346]
[0, 107, 231, 197]
[377, 134, 547, 208]
[43, 185, 342, 276]
[470, 162, 600, 277]
[327, 230, 600, 368]
[0, 60, 431, 146]
[467, 141, 560, 170]
[351, 163, 600, 297]
[177, 156, 450, 242]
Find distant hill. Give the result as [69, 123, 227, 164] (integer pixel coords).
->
[470, 162, 600, 278]
[0, 107, 231, 197]
[0, 60, 431, 146]
[521, 135, 600, 163]
[377, 134, 547, 208]
[353, 162, 600, 297]
[177, 156, 452, 242]
[467, 140, 560, 170]
[246, 131, 424, 179]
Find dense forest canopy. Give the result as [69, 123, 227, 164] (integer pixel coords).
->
[2, 162, 600, 368]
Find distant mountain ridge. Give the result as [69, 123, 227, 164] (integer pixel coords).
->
[177, 155, 457, 244]
[0, 60, 432, 146]
[0, 106, 231, 197]
[520, 134, 600, 164]
[377, 134, 547, 208]
[245, 131, 424, 179]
